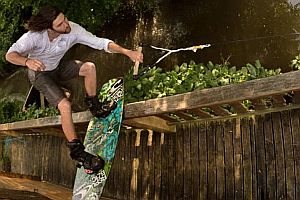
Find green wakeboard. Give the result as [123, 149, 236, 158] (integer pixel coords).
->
[72, 78, 124, 200]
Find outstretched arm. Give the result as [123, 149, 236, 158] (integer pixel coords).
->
[108, 42, 143, 63]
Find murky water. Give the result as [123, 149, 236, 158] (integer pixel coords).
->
[2, 0, 300, 103]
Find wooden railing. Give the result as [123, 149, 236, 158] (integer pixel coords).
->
[1, 70, 300, 136]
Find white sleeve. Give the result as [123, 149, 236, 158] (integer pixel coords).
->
[72, 23, 113, 52]
[7, 32, 35, 56]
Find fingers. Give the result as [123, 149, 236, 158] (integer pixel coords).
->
[131, 51, 143, 63]
[26, 59, 46, 71]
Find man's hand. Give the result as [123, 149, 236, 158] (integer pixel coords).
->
[25, 58, 46, 71]
[127, 50, 143, 63]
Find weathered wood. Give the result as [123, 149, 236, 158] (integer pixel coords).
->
[291, 109, 300, 200]
[272, 112, 286, 199]
[125, 70, 300, 118]
[175, 125, 184, 200]
[255, 115, 266, 199]
[123, 116, 176, 133]
[216, 121, 225, 200]
[241, 118, 253, 200]
[271, 94, 286, 107]
[198, 123, 207, 200]
[264, 113, 276, 200]
[224, 120, 234, 199]
[234, 119, 243, 199]
[172, 111, 195, 121]
[190, 108, 213, 119]
[183, 125, 192, 199]
[207, 122, 216, 199]
[230, 101, 248, 114]
[208, 105, 231, 116]
[190, 123, 200, 200]
[282, 111, 296, 200]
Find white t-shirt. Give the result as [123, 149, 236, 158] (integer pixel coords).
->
[8, 21, 113, 71]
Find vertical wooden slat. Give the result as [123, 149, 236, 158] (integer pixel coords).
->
[234, 118, 243, 200]
[161, 133, 169, 200]
[154, 132, 162, 200]
[282, 110, 296, 200]
[183, 125, 192, 199]
[272, 112, 286, 199]
[176, 125, 184, 200]
[129, 131, 137, 200]
[141, 130, 150, 200]
[250, 117, 258, 199]
[264, 113, 277, 199]
[207, 122, 216, 199]
[191, 123, 200, 199]
[241, 118, 253, 200]
[136, 130, 142, 200]
[148, 130, 155, 200]
[255, 115, 266, 199]
[224, 120, 234, 199]
[124, 130, 132, 200]
[118, 130, 127, 198]
[291, 109, 300, 200]
[199, 123, 207, 200]
[216, 121, 225, 199]
[167, 132, 176, 200]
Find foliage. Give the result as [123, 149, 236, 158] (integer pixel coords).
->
[0, 99, 59, 124]
[290, 54, 300, 70]
[124, 60, 281, 103]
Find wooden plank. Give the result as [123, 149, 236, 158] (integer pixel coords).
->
[251, 99, 265, 110]
[230, 101, 248, 114]
[264, 113, 277, 200]
[124, 130, 132, 200]
[241, 118, 253, 200]
[255, 115, 266, 199]
[175, 125, 184, 200]
[148, 130, 155, 200]
[233, 119, 243, 200]
[155, 114, 179, 123]
[129, 131, 137, 200]
[183, 125, 192, 199]
[167, 132, 176, 200]
[215, 121, 225, 199]
[271, 94, 286, 107]
[224, 119, 234, 199]
[250, 116, 258, 199]
[154, 132, 162, 200]
[281, 110, 296, 200]
[208, 105, 231, 116]
[207, 122, 216, 199]
[161, 133, 169, 200]
[136, 130, 142, 200]
[172, 111, 195, 121]
[190, 108, 213, 119]
[272, 112, 286, 199]
[199, 123, 207, 200]
[123, 116, 176, 133]
[125, 70, 300, 118]
[191, 123, 200, 200]
[291, 109, 300, 200]
[141, 130, 150, 200]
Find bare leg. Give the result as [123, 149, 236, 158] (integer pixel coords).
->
[79, 62, 97, 96]
[58, 98, 77, 142]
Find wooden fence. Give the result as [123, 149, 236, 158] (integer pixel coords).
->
[1, 108, 300, 199]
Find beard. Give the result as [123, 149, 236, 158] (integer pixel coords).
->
[55, 26, 71, 34]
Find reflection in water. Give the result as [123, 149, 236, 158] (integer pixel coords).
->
[126, 0, 300, 72]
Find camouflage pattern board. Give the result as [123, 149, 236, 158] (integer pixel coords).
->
[72, 78, 124, 200]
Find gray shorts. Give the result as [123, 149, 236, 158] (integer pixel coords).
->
[28, 60, 83, 106]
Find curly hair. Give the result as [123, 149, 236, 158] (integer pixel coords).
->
[28, 6, 62, 32]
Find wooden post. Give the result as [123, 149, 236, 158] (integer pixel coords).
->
[133, 47, 142, 79]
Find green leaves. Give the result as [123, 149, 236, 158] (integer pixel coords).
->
[124, 60, 282, 103]
[0, 99, 59, 124]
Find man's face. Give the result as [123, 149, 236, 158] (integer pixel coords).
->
[52, 13, 71, 34]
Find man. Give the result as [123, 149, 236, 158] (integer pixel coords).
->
[5, 6, 143, 174]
